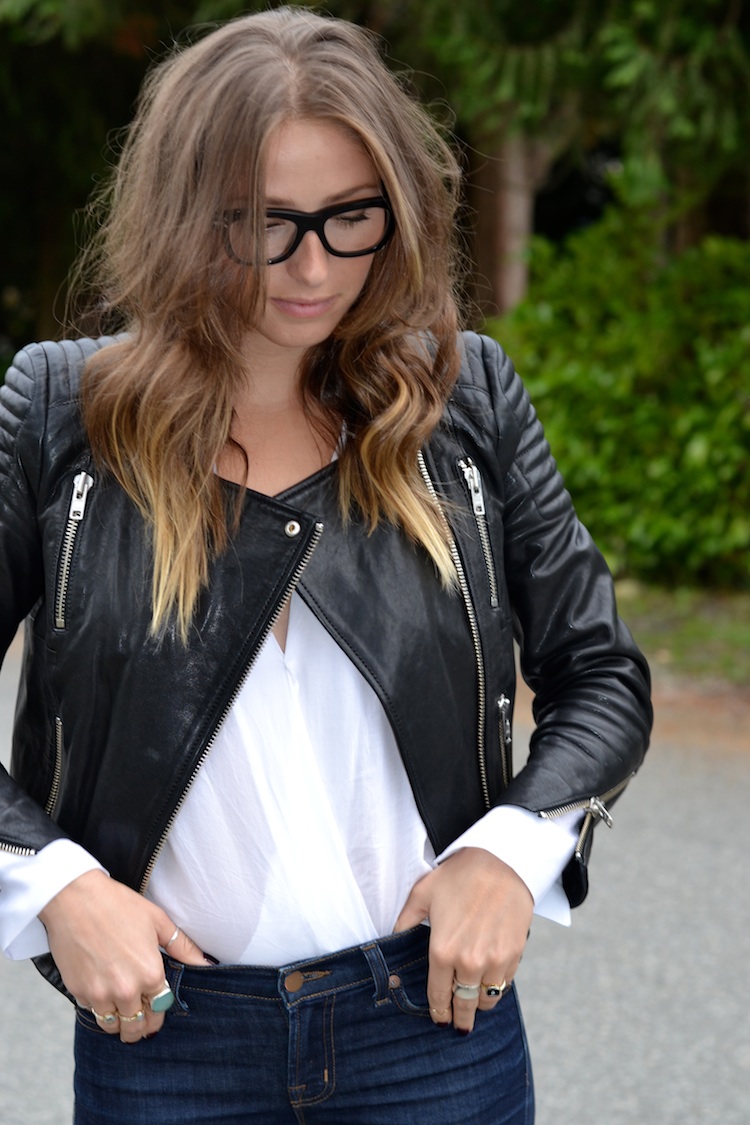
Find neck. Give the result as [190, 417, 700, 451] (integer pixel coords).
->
[237, 331, 309, 409]
[219, 341, 337, 495]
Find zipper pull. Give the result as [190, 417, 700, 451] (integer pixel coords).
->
[498, 694, 512, 746]
[69, 472, 94, 520]
[497, 694, 512, 788]
[459, 458, 486, 517]
[588, 796, 614, 829]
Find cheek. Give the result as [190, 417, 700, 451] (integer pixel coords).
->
[347, 257, 375, 297]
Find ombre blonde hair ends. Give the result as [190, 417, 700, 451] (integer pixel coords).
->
[77, 7, 464, 638]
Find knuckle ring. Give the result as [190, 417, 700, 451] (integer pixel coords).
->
[118, 1009, 145, 1023]
[91, 1008, 118, 1026]
[164, 927, 180, 950]
[147, 982, 175, 1013]
[452, 980, 481, 1001]
[481, 979, 507, 998]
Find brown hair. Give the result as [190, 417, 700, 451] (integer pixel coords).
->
[76, 6, 464, 637]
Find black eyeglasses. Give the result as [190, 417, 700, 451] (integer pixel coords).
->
[222, 196, 395, 266]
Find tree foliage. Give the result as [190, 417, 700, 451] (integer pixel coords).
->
[599, 0, 750, 208]
[1, 1, 748, 339]
[489, 210, 750, 589]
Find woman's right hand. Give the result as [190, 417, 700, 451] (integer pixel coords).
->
[38, 869, 211, 1042]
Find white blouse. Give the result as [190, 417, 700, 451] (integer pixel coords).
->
[0, 595, 580, 963]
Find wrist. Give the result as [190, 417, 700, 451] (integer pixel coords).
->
[38, 868, 110, 927]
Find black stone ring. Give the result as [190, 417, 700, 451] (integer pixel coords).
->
[481, 980, 507, 998]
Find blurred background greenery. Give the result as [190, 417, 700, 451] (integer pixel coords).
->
[1, 0, 748, 679]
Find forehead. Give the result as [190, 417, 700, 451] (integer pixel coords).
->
[264, 119, 380, 210]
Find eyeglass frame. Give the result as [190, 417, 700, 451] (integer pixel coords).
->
[221, 195, 395, 266]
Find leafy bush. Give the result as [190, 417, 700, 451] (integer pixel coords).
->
[487, 210, 750, 589]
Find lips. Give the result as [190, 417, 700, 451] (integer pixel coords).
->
[270, 296, 337, 318]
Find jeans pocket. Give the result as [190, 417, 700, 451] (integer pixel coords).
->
[389, 955, 431, 1017]
[162, 956, 191, 1016]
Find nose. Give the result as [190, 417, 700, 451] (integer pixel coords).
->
[286, 229, 329, 286]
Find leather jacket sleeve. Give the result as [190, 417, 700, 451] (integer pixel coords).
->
[0, 345, 69, 854]
[0, 340, 111, 858]
[452, 333, 652, 902]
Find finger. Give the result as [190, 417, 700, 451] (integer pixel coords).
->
[107, 951, 171, 1044]
[393, 878, 431, 933]
[393, 903, 428, 932]
[450, 982, 481, 1033]
[448, 946, 488, 1032]
[90, 1006, 121, 1036]
[426, 948, 456, 1028]
[89, 999, 158, 1041]
[116, 1002, 149, 1044]
[159, 921, 214, 967]
[106, 976, 155, 1044]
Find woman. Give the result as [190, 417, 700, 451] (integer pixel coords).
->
[0, 8, 651, 1123]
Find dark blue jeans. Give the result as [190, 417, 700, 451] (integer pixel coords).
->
[74, 925, 534, 1124]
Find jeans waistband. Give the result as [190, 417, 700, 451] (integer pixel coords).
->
[164, 923, 430, 1010]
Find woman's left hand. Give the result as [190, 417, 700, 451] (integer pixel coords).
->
[394, 847, 534, 1032]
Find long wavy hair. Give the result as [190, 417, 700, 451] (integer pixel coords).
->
[76, 6, 465, 639]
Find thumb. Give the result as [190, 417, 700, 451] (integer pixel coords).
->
[159, 922, 215, 967]
[394, 876, 432, 933]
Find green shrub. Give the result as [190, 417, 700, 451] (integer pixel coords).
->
[487, 210, 750, 589]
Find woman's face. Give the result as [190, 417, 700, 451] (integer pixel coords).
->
[242, 118, 383, 369]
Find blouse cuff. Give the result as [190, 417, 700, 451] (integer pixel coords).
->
[0, 839, 106, 960]
[436, 804, 583, 926]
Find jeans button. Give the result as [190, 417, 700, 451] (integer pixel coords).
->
[284, 971, 305, 992]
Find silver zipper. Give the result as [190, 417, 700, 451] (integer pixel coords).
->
[0, 841, 37, 857]
[44, 717, 64, 817]
[139, 520, 325, 893]
[0, 718, 66, 857]
[458, 458, 499, 608]
[540, 776, 632, 857]
[417, 451, 490, 809]
[55, 472, 94, 629]
[497, 694, 512, 788]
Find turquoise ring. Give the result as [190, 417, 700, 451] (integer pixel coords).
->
[148, 983, 175, 1013]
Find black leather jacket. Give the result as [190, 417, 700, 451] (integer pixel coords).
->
[0, 331, 651, 997]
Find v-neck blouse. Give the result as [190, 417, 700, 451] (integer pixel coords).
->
[0, 597, 580, 962]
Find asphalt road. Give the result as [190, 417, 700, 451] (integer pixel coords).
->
[1, 633, 749, 1124]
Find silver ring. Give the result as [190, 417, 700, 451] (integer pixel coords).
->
[164, 927, 180, 950]
[481, 979, 507, 998]
[91, 1007, 118, 1026]
[118, 1009, 145, 1023]
[452, 980, 481, 1001]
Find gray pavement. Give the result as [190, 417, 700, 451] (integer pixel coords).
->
[1, 634, 749, 1124]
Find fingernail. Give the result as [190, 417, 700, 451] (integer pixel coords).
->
[202, 951, 220, 965]
[145, 1033, 158, 1040]
[435, 1021, 451, 1029]
[455, 1027, 472, 1036]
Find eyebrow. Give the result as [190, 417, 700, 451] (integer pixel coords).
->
[265, 183, 382, 208]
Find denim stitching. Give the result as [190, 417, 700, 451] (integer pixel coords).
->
[180, 986, 282, 1002]
[289, 996, 336, 1108]
[389, 987, 431, 1019]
